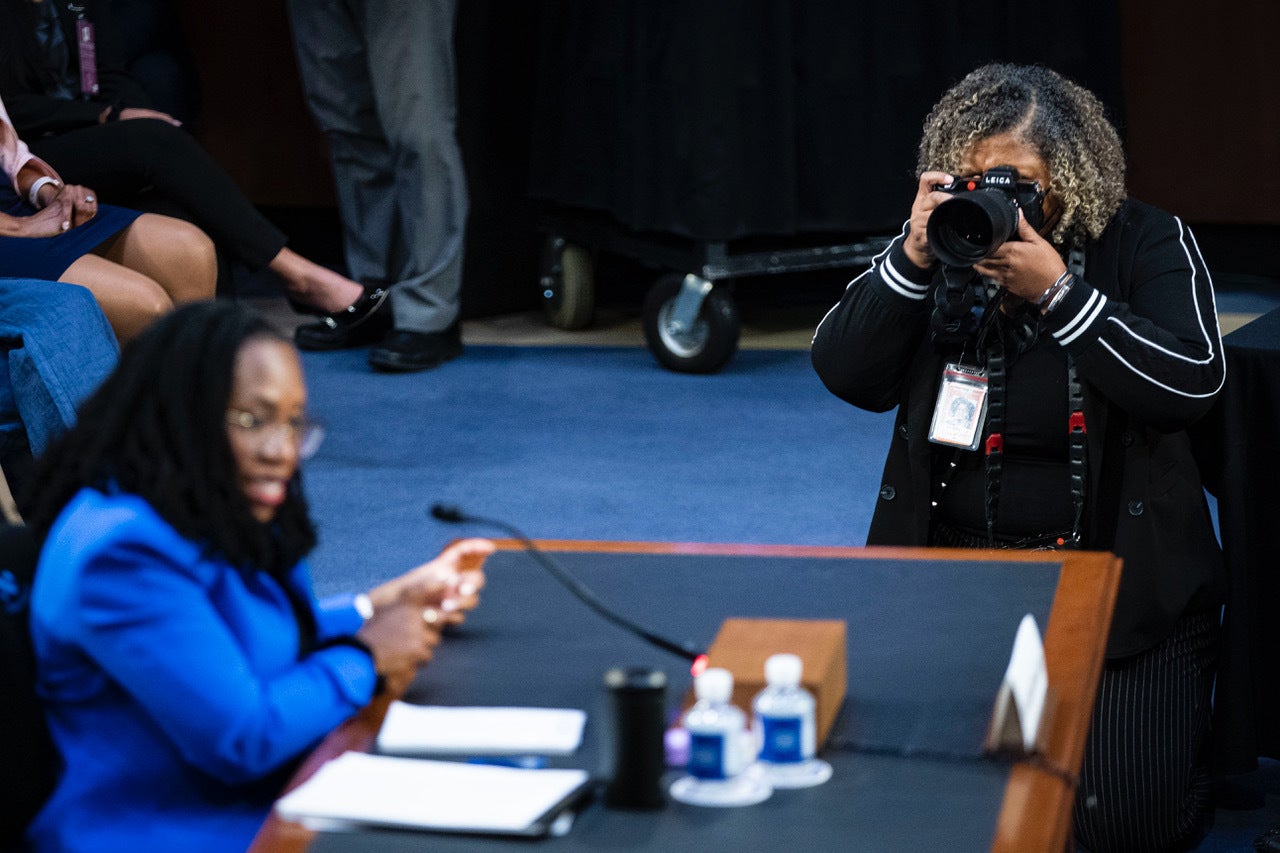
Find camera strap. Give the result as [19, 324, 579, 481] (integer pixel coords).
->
[1063, 244, 1088, 546]
[969, 246, 1088, 548]
[982, 327, 1007, 545]
[930, 265, 984, 344]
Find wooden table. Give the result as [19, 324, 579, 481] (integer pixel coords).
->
[250, 542, 1119, 853]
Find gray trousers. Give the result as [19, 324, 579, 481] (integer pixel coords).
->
[288, 0, 468, 333]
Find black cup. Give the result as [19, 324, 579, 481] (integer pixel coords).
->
[601, 666, 667, 809]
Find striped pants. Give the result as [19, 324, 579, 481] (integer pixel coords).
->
[1072, 608, 1218, 852]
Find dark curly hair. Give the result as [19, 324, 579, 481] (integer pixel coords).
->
[20, 301, 317, 577]
[917, 63, 1127, 245]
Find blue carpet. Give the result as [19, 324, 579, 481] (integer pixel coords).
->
[1216, 284, 1280, 316]
[299, 344, 894, 596]
[296, 340, 1280, 852]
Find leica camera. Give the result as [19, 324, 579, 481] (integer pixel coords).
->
[926, 165, 1047, 268]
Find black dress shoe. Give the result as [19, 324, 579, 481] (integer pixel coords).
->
[368, 325, 463, 372]
[294, 286, 392, 351]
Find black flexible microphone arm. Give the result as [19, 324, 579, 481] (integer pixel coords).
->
[429, 504, 702, 662]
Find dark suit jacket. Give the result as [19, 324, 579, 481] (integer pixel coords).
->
[0, 0, 153, 137]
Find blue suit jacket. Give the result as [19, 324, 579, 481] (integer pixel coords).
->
[26, 488, 376, 852]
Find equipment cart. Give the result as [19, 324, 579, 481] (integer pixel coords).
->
[538, 209, 891, 373]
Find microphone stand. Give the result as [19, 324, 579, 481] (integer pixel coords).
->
[430, 504, 703, 663]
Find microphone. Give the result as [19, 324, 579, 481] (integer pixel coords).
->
[430, 503, 704, 663]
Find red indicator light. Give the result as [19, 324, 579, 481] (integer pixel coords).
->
[690, 654, 709, 678]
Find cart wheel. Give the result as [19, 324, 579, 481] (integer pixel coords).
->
[540, 236, 595, 330]
[642, 274, 739, 374]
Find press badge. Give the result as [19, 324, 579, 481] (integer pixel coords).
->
[928, 363, 989, 450]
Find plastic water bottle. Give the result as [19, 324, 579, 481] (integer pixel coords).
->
[684, 668, 748, 780]
[668, 668, 771, 806]
[752, 654, 832, 788]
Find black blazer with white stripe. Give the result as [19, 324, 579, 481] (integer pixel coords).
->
[812, 198, 1225, 658]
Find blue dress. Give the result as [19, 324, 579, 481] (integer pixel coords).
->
[0, 182, 140, 280]
[26, 488, 378, 853]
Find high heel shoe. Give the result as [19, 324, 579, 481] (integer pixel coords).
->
[294, 285, 393, 351]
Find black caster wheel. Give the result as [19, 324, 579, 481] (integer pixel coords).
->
[641, 274, 739, 374]
[539, 235, 594, 330]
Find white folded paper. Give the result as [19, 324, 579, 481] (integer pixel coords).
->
[274, 751, 590, 835]
[376, 702, 587, 756]
[1001, 613, 1048, 752]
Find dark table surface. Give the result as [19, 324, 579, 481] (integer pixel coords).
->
[295, 550, 1062, 852]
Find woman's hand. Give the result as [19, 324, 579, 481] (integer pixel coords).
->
[973, 211, 1068, 304]
[1, 204, 71, 237]
[355, 600, 442, 694]
[99, 105, 183, 126]
[29, 182, 98, 231]
[368, 538, 493, 627]
[117, 107, 183, 126]
[55, 183, 99, 228]
[903, 170, 955, 270]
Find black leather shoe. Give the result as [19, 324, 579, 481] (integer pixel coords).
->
[294, 286, 392, 351]
[368, 325, 463, 372]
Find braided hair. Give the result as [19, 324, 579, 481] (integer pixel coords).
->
[21, 301, 317, 577]
[917, 63, 1127, 245]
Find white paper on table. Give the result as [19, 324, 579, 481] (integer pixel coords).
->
[1001, 613, 1048, 752]
[376, 702, 587, 756]
[274, 751, 591, 835]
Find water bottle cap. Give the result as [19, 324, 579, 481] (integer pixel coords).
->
[695, 667, 734, 702]
[765, 653, 803, 686]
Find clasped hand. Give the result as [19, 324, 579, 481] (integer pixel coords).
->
[355, 538, 493, 694]
[23, 182, 98, 235]
[904, 171, 1066, 305]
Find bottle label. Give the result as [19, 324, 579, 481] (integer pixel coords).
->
[759, 715, 805, 763]
[687, 732, 728, 779]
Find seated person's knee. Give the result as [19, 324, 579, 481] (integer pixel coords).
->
[141, 289, 176, 322]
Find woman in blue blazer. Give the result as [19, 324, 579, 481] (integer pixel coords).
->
[19, 301, 490, 852]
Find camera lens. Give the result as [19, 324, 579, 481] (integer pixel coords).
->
[927, 190, 1020, 267]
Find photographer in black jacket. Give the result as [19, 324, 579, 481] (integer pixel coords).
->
[812, 64, 1224, 851]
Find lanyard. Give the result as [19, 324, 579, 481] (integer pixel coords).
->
[65, 2, 100, 99]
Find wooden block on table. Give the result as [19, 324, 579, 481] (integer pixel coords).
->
[685, 618, 847, 747]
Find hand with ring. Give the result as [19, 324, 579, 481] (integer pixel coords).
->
[53, 183, 99, 228]
[354, 599, 442, 695]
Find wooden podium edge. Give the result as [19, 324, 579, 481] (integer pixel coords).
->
[991, 550, 1122, 853]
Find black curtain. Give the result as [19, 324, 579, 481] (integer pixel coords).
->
[529, 1, 1124, 241]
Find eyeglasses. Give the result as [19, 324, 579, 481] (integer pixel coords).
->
[226, 408, 325, 459]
